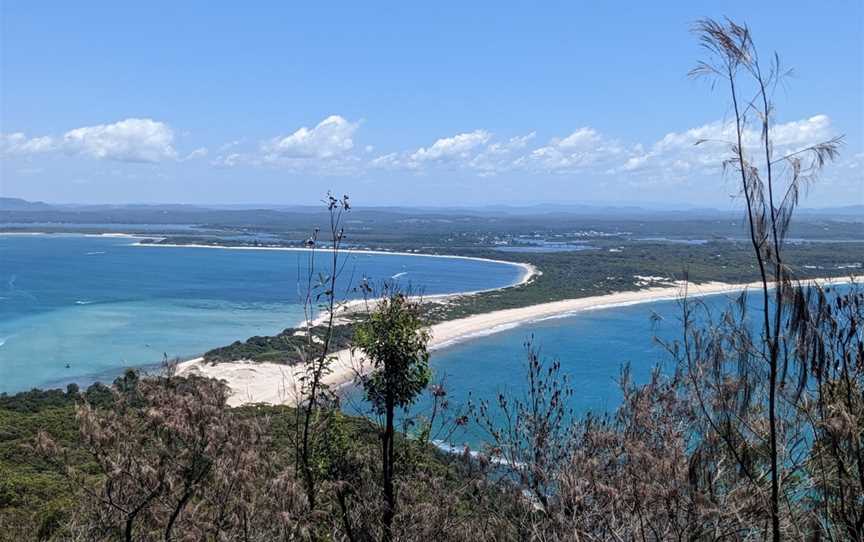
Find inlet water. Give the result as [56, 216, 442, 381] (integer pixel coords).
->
[0, 234, 525, 393]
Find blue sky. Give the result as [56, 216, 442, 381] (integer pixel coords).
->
[1, 1, 861, 208]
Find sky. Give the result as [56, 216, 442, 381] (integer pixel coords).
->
[1, 1, 861, 208]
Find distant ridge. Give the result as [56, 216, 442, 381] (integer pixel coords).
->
[1, 197, 860, 219]
[0, 197, 54, 211]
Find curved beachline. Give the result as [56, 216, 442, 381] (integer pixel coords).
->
[137, 241, 539, 331]
[132, 241, 539, 291]
[6, 231, 536, 287]
[1, 233, 538, 290]
[0, 232, 152, 238]
[178, 275, 859, 407]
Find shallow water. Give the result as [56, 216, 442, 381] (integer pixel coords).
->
[0, 234, 524, 393]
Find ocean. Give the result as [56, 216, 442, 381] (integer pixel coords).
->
[0, 234, 525, 393]
[4, 233, 848, 451]
[343, 283, 854, 450]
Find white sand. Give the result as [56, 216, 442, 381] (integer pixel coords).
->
[177, 276, 858, 407]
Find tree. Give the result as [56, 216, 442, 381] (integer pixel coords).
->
[294, 192, 351, 511]
[354, 287, 431, 541]
[35, 372, 285, 541]
[474, 339, 575, 517]
[690, 17, 842, 541]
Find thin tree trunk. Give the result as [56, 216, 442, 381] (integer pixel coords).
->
[337, 485, 358, 542]
[300, 205, 343, 510]
[756, 64, 784, 542]
[728, 70, 781, 540]
[383, 393, 396, 542]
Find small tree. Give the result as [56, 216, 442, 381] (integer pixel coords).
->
[294, 192, 351, 511]
[35, 371, 281, 541]
[474, 339, 576, 517]
[354, 287, 431, 541]
[690, 17, 842, 541]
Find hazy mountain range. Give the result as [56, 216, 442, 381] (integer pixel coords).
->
[2, 197, 862, 219]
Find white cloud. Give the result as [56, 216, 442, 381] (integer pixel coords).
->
[525, 127, 625, 172]
[261, 115, 357, 159]
[621, 155, 649, 171]
[468, 132, 536, 176]
[62, 118, 178, 162]
[1, 133, 56, 155]
[183, 147, 208, 161]
[368, 114, 839, 184]
[617, 114, 838, 178]
[211, 115, 363, 173]
[3, 113, 845, 193]
[369, 152, 406, 169]
[371, 130, 532, 175]
[770, 114, 833, 147]
[556, 127, 602, 149]
[410, 130, 491, 161]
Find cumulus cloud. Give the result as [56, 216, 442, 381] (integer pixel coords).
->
[524, 127, 626, 172]
[261, 115, 357, 159]
[1, 133, 56, 155]
[468, 132, 535, 176]
[556, 127, 602, 149]
[364, 114, 840, 186]
[616, 114, 838, 178]
[369, 152, 405, 169]
[62, 118, 178, 162]
[371, 130, 532, 175]
[3, 113, 844, 190]
[409, 130, 491, 162]
[209, 115, 363, 173]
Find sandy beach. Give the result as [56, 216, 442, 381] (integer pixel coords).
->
[133, 241, 539, 290]
[177, 276, 858, 407]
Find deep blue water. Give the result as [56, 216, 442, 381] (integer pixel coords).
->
[343, 298, 685, 446]
[0, 234, 524, 393]
[344, 284, 853, 450]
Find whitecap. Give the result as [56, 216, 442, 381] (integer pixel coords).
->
[391, 271, 408, 279]
[85, 251, 106, 255]
[432, 440, 524, 467]
[75, 300, 94, 305]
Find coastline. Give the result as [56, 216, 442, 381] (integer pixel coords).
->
[178, 275, 859, 407]
[133, 240, 540, 330]
[132, 241, 539, 291]
[0, 232, 538, 293]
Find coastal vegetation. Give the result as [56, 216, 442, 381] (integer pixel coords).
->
[200, 239, 862, 366]
[3, 280, 861, 540]
[0, 16, 861, 542]
[354, 288, 432, 541]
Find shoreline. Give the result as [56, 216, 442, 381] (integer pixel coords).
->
[1, 231, 538, 296]
[178, 275, 859, 407]
[131, 241, 539, 290]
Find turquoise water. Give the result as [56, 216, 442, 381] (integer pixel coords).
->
[0, 234, 524, 393]
[343, 298, 684, 446]
[343, 284, 853, 449]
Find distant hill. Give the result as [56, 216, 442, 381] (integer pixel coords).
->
[0, 197, 54, 211]
[796, 205, 864, 218]
[1, 197, 860, 221]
